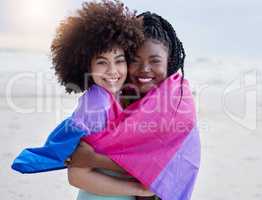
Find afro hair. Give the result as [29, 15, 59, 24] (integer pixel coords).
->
[51, 0, 144, 93]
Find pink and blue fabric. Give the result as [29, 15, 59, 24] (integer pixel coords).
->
[12, 74, 201, 200]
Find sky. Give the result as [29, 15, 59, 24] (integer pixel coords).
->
[0, 0, 261, 60]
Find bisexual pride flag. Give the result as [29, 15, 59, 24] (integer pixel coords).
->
[12, 73, 200, 200]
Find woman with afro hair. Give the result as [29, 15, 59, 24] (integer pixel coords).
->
[52, 0, 153, 200]
[11, 0, 155, 199]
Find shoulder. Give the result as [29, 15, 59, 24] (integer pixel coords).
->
[78, 84, 111, 112]
[71, 85, 111, 132]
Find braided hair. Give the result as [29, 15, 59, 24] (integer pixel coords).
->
[137, 11, 185, 82]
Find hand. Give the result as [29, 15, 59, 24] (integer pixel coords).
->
[130, 182, 155, 197]
[67, 141, 96, 168]
[139, 188, 155, 197]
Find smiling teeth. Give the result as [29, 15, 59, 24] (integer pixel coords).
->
[138, 78, 152, 83]
[105, 78, 119, 83]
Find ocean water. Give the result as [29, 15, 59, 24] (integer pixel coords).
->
[1, 50, 261, 96]
[0, 50, 64, 97]
[1, 50, 261, 124]
[1, 50, 261, 119]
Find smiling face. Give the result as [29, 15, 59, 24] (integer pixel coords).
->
[91, 48, 127, 95]
[128, 39, 169, 94]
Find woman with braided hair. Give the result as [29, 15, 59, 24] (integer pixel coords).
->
[69, 11, 200, 200]
[127, 11, 185, 97]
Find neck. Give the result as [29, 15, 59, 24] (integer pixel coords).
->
[112, 91, 121, 102]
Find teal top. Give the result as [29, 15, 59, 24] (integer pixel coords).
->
[76, 169, 135, 200]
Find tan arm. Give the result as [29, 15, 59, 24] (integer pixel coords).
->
[67, 166, 154, 197]
[68, 141, 125, 173]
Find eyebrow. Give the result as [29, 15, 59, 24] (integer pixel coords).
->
[96, 56, 107, 60]
[114, 54, 125, 59]
[149, 55, 162, 59]
[96, 54, 125, 60]
[134, 55, 162, 59]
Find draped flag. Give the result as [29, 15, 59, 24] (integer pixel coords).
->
[12, 73, 200, 200]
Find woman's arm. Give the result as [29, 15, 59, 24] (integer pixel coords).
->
[67, 166, 154, 196]
[68, 141, 125, 173]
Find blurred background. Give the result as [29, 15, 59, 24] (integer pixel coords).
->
[0, 0, 261, 199]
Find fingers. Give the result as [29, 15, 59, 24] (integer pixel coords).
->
[64, 157, 72, 167]
[65, 142, 95, 168]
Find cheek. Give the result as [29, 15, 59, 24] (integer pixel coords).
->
[119, 64, 127, 77]
[154, 64, 168, 81]
[90, 65, 106, 84]
[91, 64, 105, 76]
[162, 61, 168, 77]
